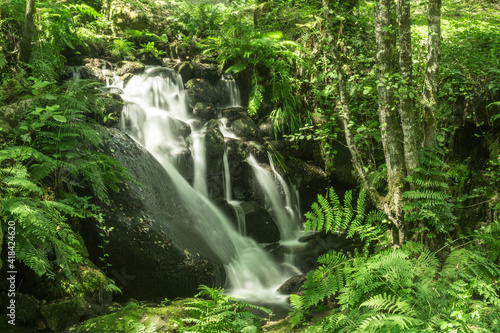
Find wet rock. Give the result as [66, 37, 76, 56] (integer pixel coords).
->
[230, 115, 258, 139]
[240, 201, 280, 243]
[40, 297, 89, 331]
[185, 78, 218, 108]
[192, 62, 219, 84]
[258, 116, 275, 139]
[13, 293, 40, 325]
[116, 61, 145, 76]
[193, 102, 217, 122]
[84, 58, 115, 82]
[80, 128, 225, 301]
[276, 274, 306, 295]
[175, 61, 194, 83]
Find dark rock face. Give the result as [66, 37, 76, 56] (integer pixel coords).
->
[80, 128, 224, 301]
[40, 297, 89, 331]
[240, 201, 280, 243]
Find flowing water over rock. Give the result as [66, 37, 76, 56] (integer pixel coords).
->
[116, 67, 300, 304]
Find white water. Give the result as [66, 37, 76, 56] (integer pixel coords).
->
[117, 67, 297, 304]
[247, 155, 302, 242]
[217, 73, 242, 108]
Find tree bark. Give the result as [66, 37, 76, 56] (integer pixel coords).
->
[422, 0, 441, 149]
[18, 0, 36, 64]
[374, 0, 407, 243]
[397, 0, 419, 174]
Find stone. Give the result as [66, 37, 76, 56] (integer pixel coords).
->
[240, 201, 280, 243]
[40, 297, 89, 331]
[193, 102, 217, 122]
[185, 78, 218, 108]
[80, 128, 225, 301]
[230, 115, 259, 139]
[175, 61, 194, 83]
[116, 61, 145, 76]
[15, 293, 40, 325]
[192, 62, 219, 84]
[276, 274, 306, 295]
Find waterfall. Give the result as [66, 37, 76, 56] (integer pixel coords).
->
[217, 73, 242, 108]
[117, 67, 297, 304]
[247, 155, 302, 242]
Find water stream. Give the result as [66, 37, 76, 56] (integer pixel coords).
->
[115, 67, 300, 304]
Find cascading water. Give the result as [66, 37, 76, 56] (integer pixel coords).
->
[116, 67, 297, 304]
[216, 73, 242, 108]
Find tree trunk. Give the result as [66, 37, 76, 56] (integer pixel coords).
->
[18, 0, 36, 64]
[374, 0, 407, 243]
[422, 0, 441, 149]
[397, 0, 419, 174]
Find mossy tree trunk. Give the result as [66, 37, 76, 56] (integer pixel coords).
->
[422, 0, 441, 149]
[324, 0, 440, 245]
[18, 0, 35, 64]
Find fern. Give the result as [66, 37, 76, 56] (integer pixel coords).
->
[182, 285, 271, 333]
[403, 148, 457, 238]
[293, 242, 500, 332]
[304, 188, 389, 247]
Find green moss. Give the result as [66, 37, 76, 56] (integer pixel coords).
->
[68, 299, 194, 332]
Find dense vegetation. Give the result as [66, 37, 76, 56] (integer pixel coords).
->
[1, 0, 500, 331]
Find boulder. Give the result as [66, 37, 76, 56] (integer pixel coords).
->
[192, 62, 219, 84]
[116, 61, 145, 76]
[240, 201, 280, 243]
[104, 0, 149, 36]
[230, 115, 259, 139]
[185, 78, 218, 108]
[40, 297, 89, 331]
[193, 102, 217, 122]
[175, 61, 194, 83]
[80, 128, 225, 301]
[276, 274, 306, 295]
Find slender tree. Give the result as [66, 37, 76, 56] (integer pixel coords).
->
[18, 0, 36, 64]
[422, 0, 441, 149]
[324, 0, 441, 244]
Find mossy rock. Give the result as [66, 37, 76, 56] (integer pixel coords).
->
[231, 115, 259, 139]
[185, 78, 217, 108]
[116, 61, 145, 76]
[40, 297, 89, 331]
[193, 102, 217, 122]
[68, 300, 192, 332]
[175, 61, 194, 83]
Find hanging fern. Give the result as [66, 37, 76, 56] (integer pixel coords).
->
[304, 188, 389, 247]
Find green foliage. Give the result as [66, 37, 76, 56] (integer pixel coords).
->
[1, 78, 130, 286]
[403, 148, 457, 240]
[109, 38, 136, 60]
[139, 41, 165, 59]
[304, 188, 389, 247]
[292, 241, 500, 332]
[182, 285, 271, 333]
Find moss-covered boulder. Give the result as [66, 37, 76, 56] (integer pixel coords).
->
[103, 0, 149, 36]
[68, 300, 191, 332]
[175, 61, 194, 83]
[40, 297, 89, 331]
[116, 61, 145, 76]
[192, 62, 219, 84]
[193, 102, 217, 122]
[185, 78, 218, 108]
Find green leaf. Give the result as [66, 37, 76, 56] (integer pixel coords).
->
[52, 115, 67, 123]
